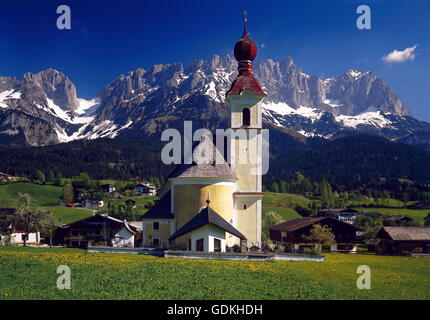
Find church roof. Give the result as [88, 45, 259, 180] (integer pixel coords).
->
[142, 191, 174, 219]
[226, 74, 265, 96]
[169, 205, 246, 240]
[168, 138, 237, 180]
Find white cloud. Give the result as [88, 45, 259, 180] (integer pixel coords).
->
[382, 45, 418, 63]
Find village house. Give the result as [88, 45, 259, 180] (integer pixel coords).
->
[0, 172, 17, 182]
[377, 226, 430, 255]
[81, 198, 104, 208]
[318, 208, 359, 225]
[55, 213, 142, 248]
[100, 184, 116, 193]
[134, 183, 157, 196]
[0, 208, 41, 246]
[269, 217, 358, 253]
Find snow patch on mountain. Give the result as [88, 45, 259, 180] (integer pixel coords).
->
[336, 110, 392, 129]
[323, 98, 341, 107]
[263, 102, 324, 123]
[0, 90, 22, 108]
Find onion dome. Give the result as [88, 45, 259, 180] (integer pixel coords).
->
[234, 23, 257, 62]
[226, 17, 266, 97]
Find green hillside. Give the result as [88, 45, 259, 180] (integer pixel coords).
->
[0, 182, 92, 224]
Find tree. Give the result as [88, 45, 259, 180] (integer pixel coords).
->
[262, 211, 283, 240]
[306, 224, 335, 252]
[46, 170, 55, 184]
[424, 213, 430, 227]
[295, 205, 314, 217]
[360, 217, 383, 243]
[40, 212, 57, 247]
[12, 193, 51, 246]
[63, 183, 74, 204]
[34, 170, 45, 184]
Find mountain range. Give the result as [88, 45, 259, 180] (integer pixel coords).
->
[0, 54, 429, 150]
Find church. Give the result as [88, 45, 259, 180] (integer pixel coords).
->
[142, 21, 266, 252]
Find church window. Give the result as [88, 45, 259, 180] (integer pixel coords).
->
[242, 108, 251, 126]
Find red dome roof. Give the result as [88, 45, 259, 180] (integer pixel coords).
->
[234, 24, 257, 61]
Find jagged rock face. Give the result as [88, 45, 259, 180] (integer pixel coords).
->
[22, 68, 79, 114]
[0, 55, 427, 149]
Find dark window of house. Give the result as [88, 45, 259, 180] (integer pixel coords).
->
[153, 222, 159, 231]
[153, 238, 160, 247]
[243, 204, 247, 210]
[214, 238, 221, 252]
[196, 238, 204, 251]
[242, 108, 250, 126]
[71, 230, 79, 236]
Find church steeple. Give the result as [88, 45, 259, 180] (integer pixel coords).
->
[227, 15, 265, 96]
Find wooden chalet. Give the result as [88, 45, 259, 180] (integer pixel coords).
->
[55, 214, 142, 248]
[377, 227, 430, 255]
[269, 217, 357, 253]
[134, 183, 157, 196]
[100, 184, 116, 193]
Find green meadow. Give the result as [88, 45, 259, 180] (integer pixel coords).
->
[0, 247, 429, 300]
[0, 182, 92, 224]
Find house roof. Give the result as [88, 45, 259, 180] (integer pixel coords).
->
[142, 191, 174, 219]
[61, 213, 141, 232]
[269, 217, 327, 232]
[135, 183, 156, 189]
[269, 216, 357, 233]
[169, 205, 246, 240]
[168, 138, 237, 180]
[378, 227, 430, 241]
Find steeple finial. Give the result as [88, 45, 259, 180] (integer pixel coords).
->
[243, 10, 248, 36]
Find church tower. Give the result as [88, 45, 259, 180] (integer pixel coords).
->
[226, 18, 266, 247]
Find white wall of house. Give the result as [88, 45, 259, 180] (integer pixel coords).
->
[7, 232, 40, 245]
[330, 243, 357, 253]
[112, 226, 135, 248]
[190, 225, 226, 252]
[292, 242, 356, 253]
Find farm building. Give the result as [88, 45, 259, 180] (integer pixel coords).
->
[0, 208, 41, 246]
[81, 198, 104, 208]
[318, 208, 359, 224]
[377, 227, 430, 255]
[55, 214, 142, 248]
[269, 217, 357, 253]
[100, 184, 116, 193]
[134, 183, 157, 195]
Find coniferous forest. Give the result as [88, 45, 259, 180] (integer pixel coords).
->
[0, 135, 429, 200]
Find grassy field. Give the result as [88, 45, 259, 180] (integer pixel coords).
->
[0, 247, 429, 300]
[0, 182, 92, 224]
[0, 182, 63, 207]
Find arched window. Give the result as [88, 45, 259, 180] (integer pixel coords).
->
[242, 108, 250, 126]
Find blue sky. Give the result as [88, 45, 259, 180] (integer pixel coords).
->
[0, 0, 429, 121]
